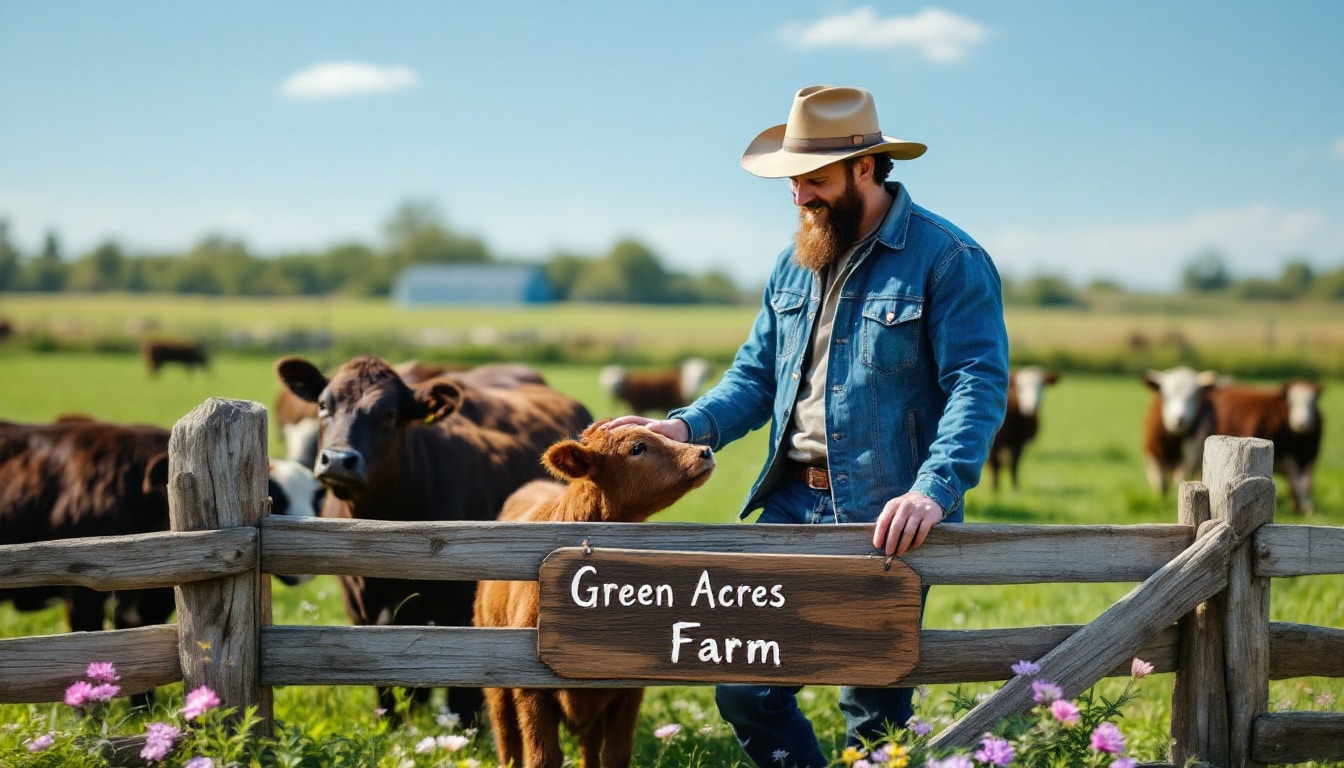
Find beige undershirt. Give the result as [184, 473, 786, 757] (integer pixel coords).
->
[785, 229, 877, 465]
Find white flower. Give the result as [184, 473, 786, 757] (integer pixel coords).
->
[437, 734, 469, 752]
[436, 709, 461, 729]
[414, 736, 437, 754]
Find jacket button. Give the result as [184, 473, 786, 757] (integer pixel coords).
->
[886, 311, 895, 322]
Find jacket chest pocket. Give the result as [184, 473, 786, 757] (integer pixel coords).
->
[860, 297, 923, 375]
[771, 290, 809, 359]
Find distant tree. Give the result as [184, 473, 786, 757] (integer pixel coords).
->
[692, 269, 743, 304]
[1229, 278, 1286, 301]
[0, 219, 20, 291]
[1181, 249, 1231, 293]
[1015, 274, 1085, 307]
[26, 230, 67, 292]
[66, 240, 127, 292]
[1309, 264, 1344, 301]
[1276, 260, 1314, 297]
[542, 252, 590, 300]
[570, 238, 672, 303]
[383, 199, 489, 268]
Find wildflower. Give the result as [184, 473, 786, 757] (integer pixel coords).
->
[1090, 722, 1126, 754]
[854, 760, 872, 768]
[655, 723, 682, 739]
[927, 756, 973, 768]
[884, 744, 910, 768]
[184, 758, 215, 768]
[415, 736, 437, 754]
[1050, 698, 1081, 725]
[374, 707, 388, 718]
[974, 735, 1016, 766]
[26, 732, 56, 752]
[437, 709, 461, 729]
[89, 683, 121, 702]
[1316, 691, 1335, 708]
[459, 760, 481, 768]
[1031, 679, 1063, 704]
[772, 748, 790, 763]
[141, 722, 181, 763]
[841, 745, 867, 764]
[437, 734, 469, 751]
[908, 717, 933, 737]
[1130, 657, 1154, 679]
[1011, 660, 1041, 676]
[1112, 758, 1136, 768]
[65, 680, 95, 707]
[181, 685, 221, 720]
[87, 661, 121, 683]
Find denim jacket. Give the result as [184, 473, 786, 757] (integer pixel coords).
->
[671, 183, 1009, 524]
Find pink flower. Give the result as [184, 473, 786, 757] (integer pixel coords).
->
[86, 661, 121, 683]
[1090, 722, 1127, 754]
[974, 735, 1016, 766]
[655, 723, 682, 739]
[1011, 660, 1040, 676]
[184, 758, 215, 768]
[1112, 758, 1137, 768]
[1050, 699, 1080, 724]
[928, 757, 973, 768]
[26, 732, 56, 752]
[181, 685, 221, 720]
[89, 683, 121, 702]
[141, 722, 181, 762]
[1031, 679, 1063, 703]
[1131, 657, 1154, 679]
[65, 680, 94, 707]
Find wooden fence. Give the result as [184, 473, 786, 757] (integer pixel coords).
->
[2, 397, 1342, 767]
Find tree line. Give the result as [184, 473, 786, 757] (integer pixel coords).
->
[0, 201, 744, 305]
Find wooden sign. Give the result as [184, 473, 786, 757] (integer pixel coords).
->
[537, 547, 921, 686]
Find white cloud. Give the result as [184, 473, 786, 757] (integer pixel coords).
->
[985, 203, 1344, 292]
[779, 7, 988, 64]
[1333, 136, 1344, 160]
[281, 62, 418, 100]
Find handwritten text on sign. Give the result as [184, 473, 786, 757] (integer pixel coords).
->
[537, 548, 922, 686]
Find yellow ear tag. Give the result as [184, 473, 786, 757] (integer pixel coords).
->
[424, 414, 436, 425]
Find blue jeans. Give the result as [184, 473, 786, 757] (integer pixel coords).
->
[714, 477, 921, 768]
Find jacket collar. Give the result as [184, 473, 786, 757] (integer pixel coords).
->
[873, 182, 912, 252]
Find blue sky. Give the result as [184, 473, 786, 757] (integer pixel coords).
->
[2, 1, 1341, 292]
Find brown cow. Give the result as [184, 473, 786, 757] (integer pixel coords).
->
[987, 367, 1060, 490]
[275, 355, 592, 724]
[475, 422, 715, 768]
[1208, 379, 1324, 514]
[599, 358, 712, 415]
[141, 338, 208, 376]
[1141, 366, 1219, 496]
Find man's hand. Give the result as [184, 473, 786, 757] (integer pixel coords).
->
[873, 491, 943, 558]
[600, 415, 690, 442]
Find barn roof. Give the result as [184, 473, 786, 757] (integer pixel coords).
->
[392, 263, 555, 306]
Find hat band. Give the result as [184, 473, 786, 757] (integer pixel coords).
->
[781, 131, 884, 152]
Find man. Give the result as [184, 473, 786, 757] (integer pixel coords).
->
[606, 85, 1009, 767]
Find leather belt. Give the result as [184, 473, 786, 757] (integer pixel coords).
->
[786, 460, 831, 491]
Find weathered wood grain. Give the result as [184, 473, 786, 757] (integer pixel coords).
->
[1268, 622, 1344, 679]
[169, 398, 271, 728]
[1171, 481, 1229, 768]
[257, 624, 1179, 689]
[0, 626, 180, 703]
[928, 520, 1234, 750]
[260, 517, 1193, 585]
[1254, 524, 1344, 577]
[1251, 712, 1344, 763]
[0, 527, 256, 590]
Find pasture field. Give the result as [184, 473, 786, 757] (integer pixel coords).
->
[2, 346, 1342, 763]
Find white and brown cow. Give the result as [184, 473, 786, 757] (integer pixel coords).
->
[987, 366, 1060, 491]
[1208, 379, 1324, 514]
[1141, 366, 1219, 496]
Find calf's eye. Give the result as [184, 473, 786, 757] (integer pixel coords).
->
[630, 442, 646, 456]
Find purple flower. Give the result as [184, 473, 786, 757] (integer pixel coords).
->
[1050, 699, 1080, 724]
[26, 732, 56, 752]
[974, 735, 1016, 766]
[909, 717, 933, 737]
[1011, 660, 1040, 676]
[1112, 758, 1137, 768]
[86, 661, 121, 683]
[1090, 722, 1127, 754]
[65, 680, 95, 708]
[141, 722, 181, 763]
[181, 685, 221, 720]
[184, 758, 215, 768]
[927, 757, 973, 768]
[655, 723, 682, 739]
[89, 683, 121, 702]
[1031, 679, 1063, 703]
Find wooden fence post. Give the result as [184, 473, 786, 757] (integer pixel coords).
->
[1170, 480, 1230, 767]
[1202, 435, 1275, 768]
[169, 398, 272, 733]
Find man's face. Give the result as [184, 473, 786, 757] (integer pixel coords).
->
[791, 160, 865, 272]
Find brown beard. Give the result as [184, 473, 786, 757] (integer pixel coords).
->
[792, 169, 865, 272]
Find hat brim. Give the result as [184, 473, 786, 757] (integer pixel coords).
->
[740, 124, 927, 179]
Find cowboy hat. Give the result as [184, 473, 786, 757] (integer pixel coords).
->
[740, 85, 926, 178]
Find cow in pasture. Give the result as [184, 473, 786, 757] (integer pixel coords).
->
[272, 359, 472, 468]
[986, 366, 1060, 491]
[1208, 379, 1324, 514]
[1141, 366, 1219, 496]
[274, 355, 593, 724]
[141, 338, 209, 376]
[475, 421, 715, 768]
[599, 357, 712, 415]
[0, 418, 324, 635]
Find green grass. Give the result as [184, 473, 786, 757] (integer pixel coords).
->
[2, 345, 1342, 765]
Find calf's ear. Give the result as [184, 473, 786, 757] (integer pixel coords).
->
[143, 452, 170, 495]
[416, 381, 464, 424]
[543, 440, 595, 480]
[277, 357, 328, 403]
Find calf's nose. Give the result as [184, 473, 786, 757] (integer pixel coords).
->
[315, 448, 366, 485]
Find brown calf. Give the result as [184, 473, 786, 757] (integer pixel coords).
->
[1141, 367, 1219, 496]
[475, 422, 715, 768]
[141, 338, 208, 376]
[599, 358, 711, 415]
[1207, 379, 1323, 514]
